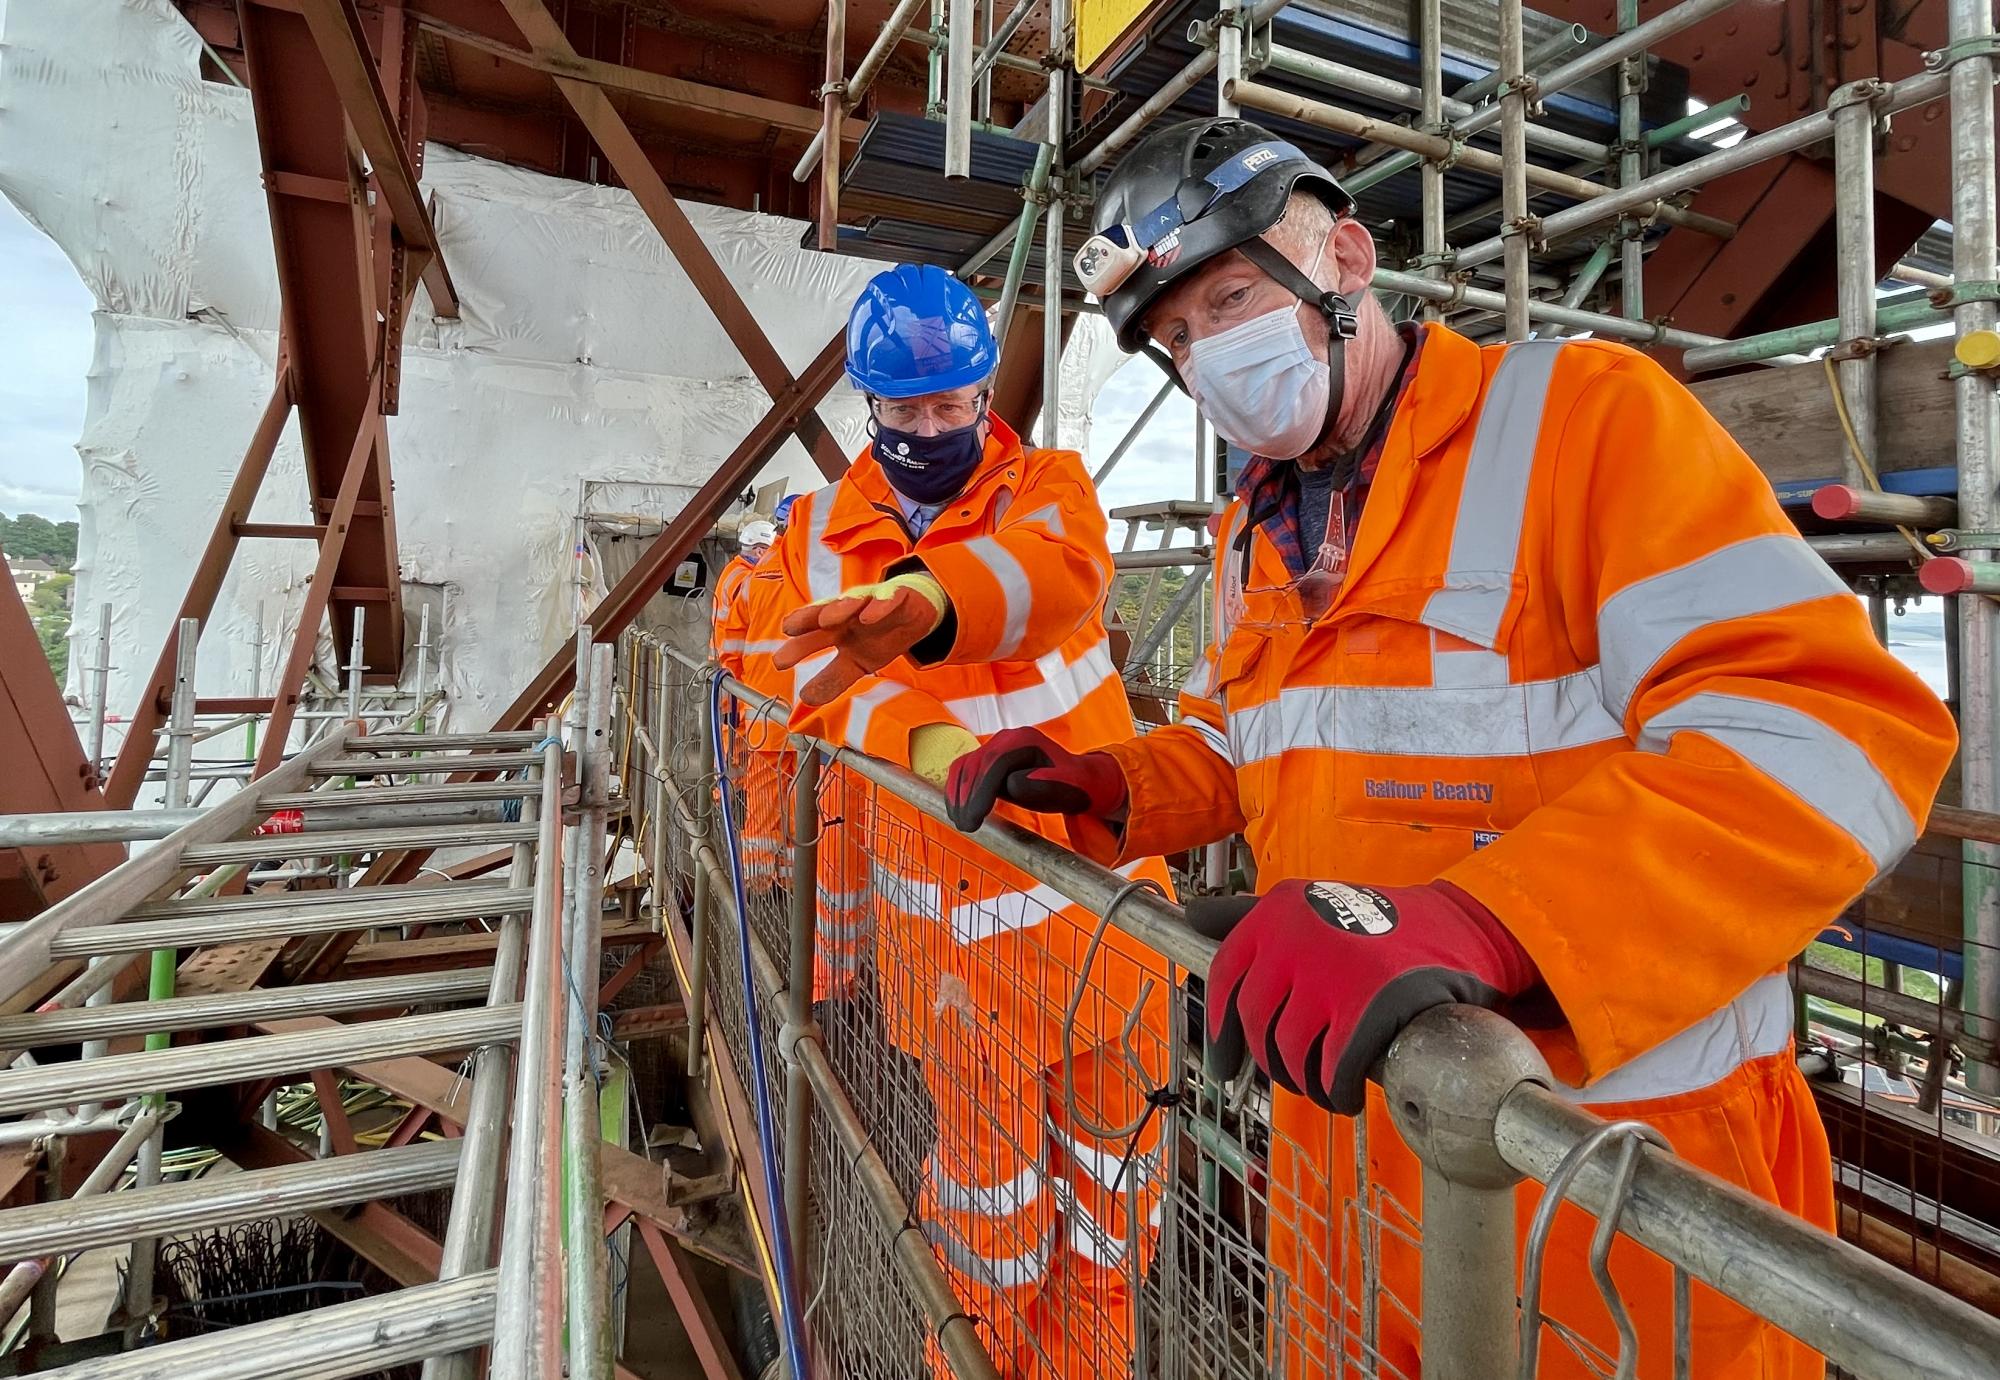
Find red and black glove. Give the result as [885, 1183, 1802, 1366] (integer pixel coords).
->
[944, 726, 1127, 833]
[1189, 880, 1539, 1115]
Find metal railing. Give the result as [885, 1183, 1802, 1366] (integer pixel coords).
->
[617, 631, 2000, 1380]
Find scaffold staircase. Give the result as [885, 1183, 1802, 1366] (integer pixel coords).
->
[0, 728, 588, 1377]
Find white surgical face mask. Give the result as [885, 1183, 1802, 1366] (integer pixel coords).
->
[1179, 239, 1335, 460]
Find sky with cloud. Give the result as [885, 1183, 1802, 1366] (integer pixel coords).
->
[0, 199, 95, 522]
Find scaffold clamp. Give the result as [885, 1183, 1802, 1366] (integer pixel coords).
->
[1924, 34, 2000, 71]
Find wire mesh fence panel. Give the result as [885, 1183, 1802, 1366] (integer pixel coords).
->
[800, 1092, 936, 1380]
[618, 651, 2000, 1380]
[1796, 842, 2000, 1379]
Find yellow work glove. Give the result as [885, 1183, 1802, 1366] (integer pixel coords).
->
[774, 572, 949, 705]
[909, 723, 981, 788]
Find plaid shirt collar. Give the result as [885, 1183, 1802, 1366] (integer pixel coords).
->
[1234, 323, 1423, 578]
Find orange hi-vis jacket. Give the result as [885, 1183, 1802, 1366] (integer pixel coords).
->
[712, 552, 758, 683]
[773, 421, 1175, 1373]
[728, 556, 794, 890]
[773, 416, 1174, 1062]
[1087, 326, 1956, 1377]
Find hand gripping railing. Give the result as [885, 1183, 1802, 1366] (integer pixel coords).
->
[640, 639, 2000, 1380]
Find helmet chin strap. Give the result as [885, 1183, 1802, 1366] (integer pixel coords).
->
[1238, 236, 1359, 457]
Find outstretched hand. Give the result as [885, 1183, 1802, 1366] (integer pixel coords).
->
[774, 574, 947, 704]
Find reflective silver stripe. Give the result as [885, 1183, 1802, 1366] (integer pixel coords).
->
[1015, 502, 1068, 538]
[929, 1156, 1044, 1218]
[873, 862, 940, 916]
[1639, 691, 1916, 870]
[947, 858, 1152, 945]
[924, 1220, 1053, 1289]
[792, 650, 835, 702]
[964, 535, 1034, 658]
[743, 639, 788, 656]
[817, 884, 871, 909]
[872, 858, 1151, 943]
[843, 679, 904, 750]
[1560, 973, 1793, 1105]
[716, 638, 746, 654]
[1045, 1178, 1132, 1269]
[1597, 535, 1849, 722]
[942, 640, 1117, 736]
[1185, 716, 1231, 761]
[1047, 1121, 1162, 1197]
[805, 485, 843, 601]
[1227, 668, 1623, 764]
[817, 909, 873, 940]
[1421, 340, 1567, 649]
[1431, 645, 1511, 690]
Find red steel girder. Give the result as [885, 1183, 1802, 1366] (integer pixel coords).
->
[494, 0, 850, 476]
[225, 1122, 444, 1285]
[1538, 0, 1958, 346]
[298, 0, 458, 318]
[492, 329, 849, 730]
[239, 0, 408, 680]
[253, 364, 388, 780]
[0, 576, 124, 920]
[635, 1220, 750, 1380]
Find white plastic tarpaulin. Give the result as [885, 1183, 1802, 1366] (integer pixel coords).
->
[0, 0, 1123, 757]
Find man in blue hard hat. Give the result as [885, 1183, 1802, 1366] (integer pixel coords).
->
[756, 263, 1175, 1378]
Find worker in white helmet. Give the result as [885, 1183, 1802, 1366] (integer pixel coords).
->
[714, 517, 776, 683]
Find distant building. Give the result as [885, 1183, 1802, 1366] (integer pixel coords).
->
[8, 557, 58, 603]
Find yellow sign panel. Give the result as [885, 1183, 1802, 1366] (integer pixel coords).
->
[1077, 0, 1160, 73]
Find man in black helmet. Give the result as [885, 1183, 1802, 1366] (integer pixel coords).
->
[944, 116, 1952, 1379]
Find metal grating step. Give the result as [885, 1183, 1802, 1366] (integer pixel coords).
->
[128, 878, 508, 921]
[314, 752, 545, 776]
[52, 887, 534, 957]
[0, 969, 495, 1049]
[343, 731, 546, 752]
[0, 1004, 520, 1116]
[262, 780, 541, 810]
[40, 1270, 497, 1380]
[182, 822, 538, 865]
[0, 1138, 463, 1261]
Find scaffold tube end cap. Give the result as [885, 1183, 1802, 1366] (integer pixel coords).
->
[1810, 486, 1867, 521]
[1920, 557, 1975, 595]
[1955, 329, 2000, 373]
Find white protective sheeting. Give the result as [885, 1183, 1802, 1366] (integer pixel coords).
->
[0, 0, 1124, 764]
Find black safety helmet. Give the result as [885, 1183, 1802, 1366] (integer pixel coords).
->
[1085, 117, 1356, 353]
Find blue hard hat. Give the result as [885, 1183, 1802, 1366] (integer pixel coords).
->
[772, 494, 800, 527]
[844, 264, 997, 399]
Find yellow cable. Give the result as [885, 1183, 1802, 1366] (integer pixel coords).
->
[656, 882, 786, 1308]
[1822, 355, 1931, 563]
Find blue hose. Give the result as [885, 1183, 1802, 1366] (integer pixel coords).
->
[708, 673, 813, 1379]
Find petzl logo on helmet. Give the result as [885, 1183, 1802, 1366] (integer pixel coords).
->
[1242, 148, 1277, 172]
[1303, 882, 1397, 936]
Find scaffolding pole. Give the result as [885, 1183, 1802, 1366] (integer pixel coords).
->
[1041, 0, 1068, 449]
[1416, 0, 1443, 313]
[1616, 0, 1645, 321]
[1833, 79, 1887, 489]
[1949, 0, 2000, 1098]
[1498, 0, 1531, 340]
[1454, 64, 1954, 269]
[562, 639, 614, 1379]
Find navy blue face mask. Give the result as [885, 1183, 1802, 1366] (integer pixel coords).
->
[871, 418, 986, 505]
